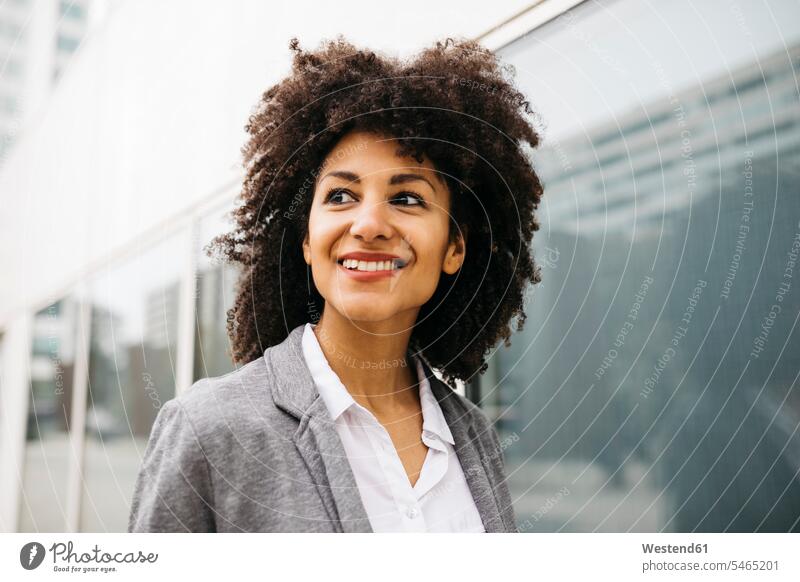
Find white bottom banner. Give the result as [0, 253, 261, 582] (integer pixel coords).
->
[1, 533, 798, 581]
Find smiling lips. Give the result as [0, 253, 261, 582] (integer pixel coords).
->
[336, 251, 409, 280]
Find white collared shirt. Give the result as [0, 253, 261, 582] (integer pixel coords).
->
[301, 323, 485, 532]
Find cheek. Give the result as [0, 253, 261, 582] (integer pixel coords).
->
[406, 233, 450, 293]
[409, 224, 449, 266]
[306, 212, 339, 257]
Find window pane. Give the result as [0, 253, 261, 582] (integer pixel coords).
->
[493, 0, 800, 531]
[193, 208, 241, 380]
[19, 299, 79, 532]
[80, 235, 185, 531]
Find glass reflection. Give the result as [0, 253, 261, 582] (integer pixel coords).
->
[492, 0, 800, 531]
[193, 207, 241, 380]
[19, 299, 78, 532]
[80, 234, 184, 531]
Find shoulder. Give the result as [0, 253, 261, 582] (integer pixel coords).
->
[177, 356, 270, 404]
[455, 389, 492, 426]
[427, 372, 496, 433]
[459, 393, 502, 451]
[454, 389, 495, 432]
[164, 356, 286, 440]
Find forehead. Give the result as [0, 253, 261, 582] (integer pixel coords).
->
[320, 130, 441, 179]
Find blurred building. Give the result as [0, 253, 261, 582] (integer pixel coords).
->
[0, 0, 98, 166]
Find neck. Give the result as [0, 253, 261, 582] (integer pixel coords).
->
[312, 307, 420, 415]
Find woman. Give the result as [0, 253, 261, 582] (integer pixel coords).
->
[129, 35, 543, 533]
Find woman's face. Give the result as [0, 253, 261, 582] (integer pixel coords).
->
[302, 130, 466, 327]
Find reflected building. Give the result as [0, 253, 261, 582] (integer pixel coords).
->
[18, 298, 80, 532]
[492, 41, 800, 531]
[193, 262, 240, 380]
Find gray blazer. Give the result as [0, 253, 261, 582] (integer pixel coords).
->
[128, 323, 518, 532]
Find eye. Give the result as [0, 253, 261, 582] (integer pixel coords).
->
[391, 192, 427, 207]
[324, 188, 356, 204]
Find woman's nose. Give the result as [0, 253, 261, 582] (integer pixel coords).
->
[349, 198, 393, 241]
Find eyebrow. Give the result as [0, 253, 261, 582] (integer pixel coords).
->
[320, 170, 438, 192]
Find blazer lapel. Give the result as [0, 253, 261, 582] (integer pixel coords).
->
[267, 325, 373, 533]
[420, 359, 507, 533]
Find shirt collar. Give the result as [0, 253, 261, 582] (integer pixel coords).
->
[301, 323, 355, 422]
[416, 355, 455, 445]
[300, 322, 455, 446]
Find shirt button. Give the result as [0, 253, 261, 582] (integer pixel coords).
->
[406, 506, 420, 519]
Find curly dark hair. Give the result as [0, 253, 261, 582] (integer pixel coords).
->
[208, 35, 544, 388]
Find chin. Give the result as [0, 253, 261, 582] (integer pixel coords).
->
[330, 298, 400, 323]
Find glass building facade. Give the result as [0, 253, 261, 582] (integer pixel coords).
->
[484, 0, 800, 531]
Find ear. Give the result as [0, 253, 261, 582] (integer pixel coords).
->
[302, 230, 311, 265]
[442, 224, 468, 275]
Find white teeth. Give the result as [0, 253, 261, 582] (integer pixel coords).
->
[341, 259, 400, 272]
